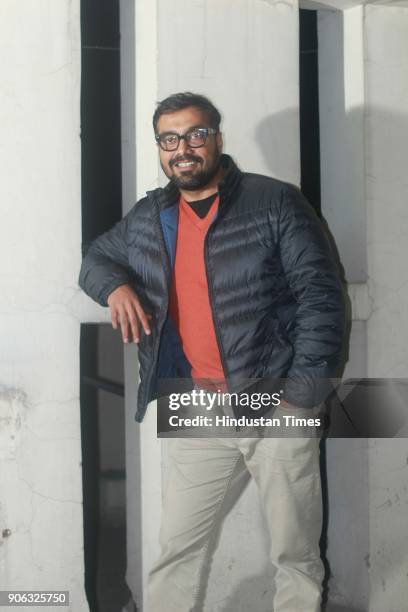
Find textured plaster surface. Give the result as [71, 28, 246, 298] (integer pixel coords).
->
[318, 7, 367, 283]
[365, 5, 408, 379]
[302, 0, 408, 9]
[364, 6, 408, 612]
[0, 1, 93, 609]
[158, 0, 300, 186]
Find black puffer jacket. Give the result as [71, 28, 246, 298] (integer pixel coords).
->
[79, 155, 345, 421]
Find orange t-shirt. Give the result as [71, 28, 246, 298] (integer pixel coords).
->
[169, 195, 225, 383]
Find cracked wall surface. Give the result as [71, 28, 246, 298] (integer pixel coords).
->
[0, 1, 102, 610]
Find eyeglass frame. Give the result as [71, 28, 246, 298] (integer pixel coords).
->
[154, 126, 218, 151]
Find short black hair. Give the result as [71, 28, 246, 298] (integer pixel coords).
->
[153, 92, 221, 133]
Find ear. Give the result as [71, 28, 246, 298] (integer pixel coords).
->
[216, 131, 223, 152]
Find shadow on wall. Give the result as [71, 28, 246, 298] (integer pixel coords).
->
[254, 107, 351, 377]
[255, 108, 301, 185]
[255, 103, 408, 331]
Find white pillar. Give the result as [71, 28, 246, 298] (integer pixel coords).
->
[0, 1, 89, 609]
[157, 0, 300, 186]
[120, 0, 161, 609]
[318, 9, 370, 611]
[364, 6, 408, 612]
[318, 6, 366, 283]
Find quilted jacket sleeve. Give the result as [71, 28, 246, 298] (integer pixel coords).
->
[278, 183, 346, 408]
[78, 208, 135, 307]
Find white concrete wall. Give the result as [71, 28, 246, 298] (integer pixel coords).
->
[318, 9, 370, 610]
[319, 6, 408, 611]
[0, 1, 89, 610]
[364, 6, 408, 612]
[318, 7, 366, 283]
[157, 0, 300, 186]
[119, 1, 162, 609]
[120, 1, 142, 607]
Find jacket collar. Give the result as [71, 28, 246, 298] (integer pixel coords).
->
[146, 154, 242, 211]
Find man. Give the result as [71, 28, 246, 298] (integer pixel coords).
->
[79, 92, 345, 611]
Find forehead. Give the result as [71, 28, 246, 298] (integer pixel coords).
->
[156, 106, 210, 134]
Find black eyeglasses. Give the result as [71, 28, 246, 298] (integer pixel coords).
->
[155, 127, 217, 151]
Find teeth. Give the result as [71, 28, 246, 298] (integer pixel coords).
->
[176, 161, 195, 167]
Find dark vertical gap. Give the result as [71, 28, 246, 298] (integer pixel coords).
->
[299, 10, 321, 217]
[319, 439, 330, 609]
[81, 0, 122, 251]
[299, 9, 329, 605]
[81, 323, 131, 612]
[80, 1, 127, 611]
[80, 325, 100, 612]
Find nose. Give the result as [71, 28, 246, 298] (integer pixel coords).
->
[177, 135, 192, 156]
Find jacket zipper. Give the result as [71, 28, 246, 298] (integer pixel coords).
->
[142, 201, 172, 411]
[204, 215, 241, 429]
[204, 227, 230, 384]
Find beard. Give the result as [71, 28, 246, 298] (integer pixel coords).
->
[163, 150, 222, 191]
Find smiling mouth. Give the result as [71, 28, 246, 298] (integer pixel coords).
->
[171, 156, 202, 169]
[174, 160, 197, 168]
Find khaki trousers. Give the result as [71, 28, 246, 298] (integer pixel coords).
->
[147, 409, 324, 612]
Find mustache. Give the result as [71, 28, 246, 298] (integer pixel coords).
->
[169, 154, 202, 168]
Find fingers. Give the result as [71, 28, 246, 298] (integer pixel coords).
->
[134, 302, 151, 336]
[119, 305, 132, 343]
[110, 306, 119, 330]
[107, 285, 152, 344]
[125, 302, 141, 344]
[109, 300, 151, 343]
